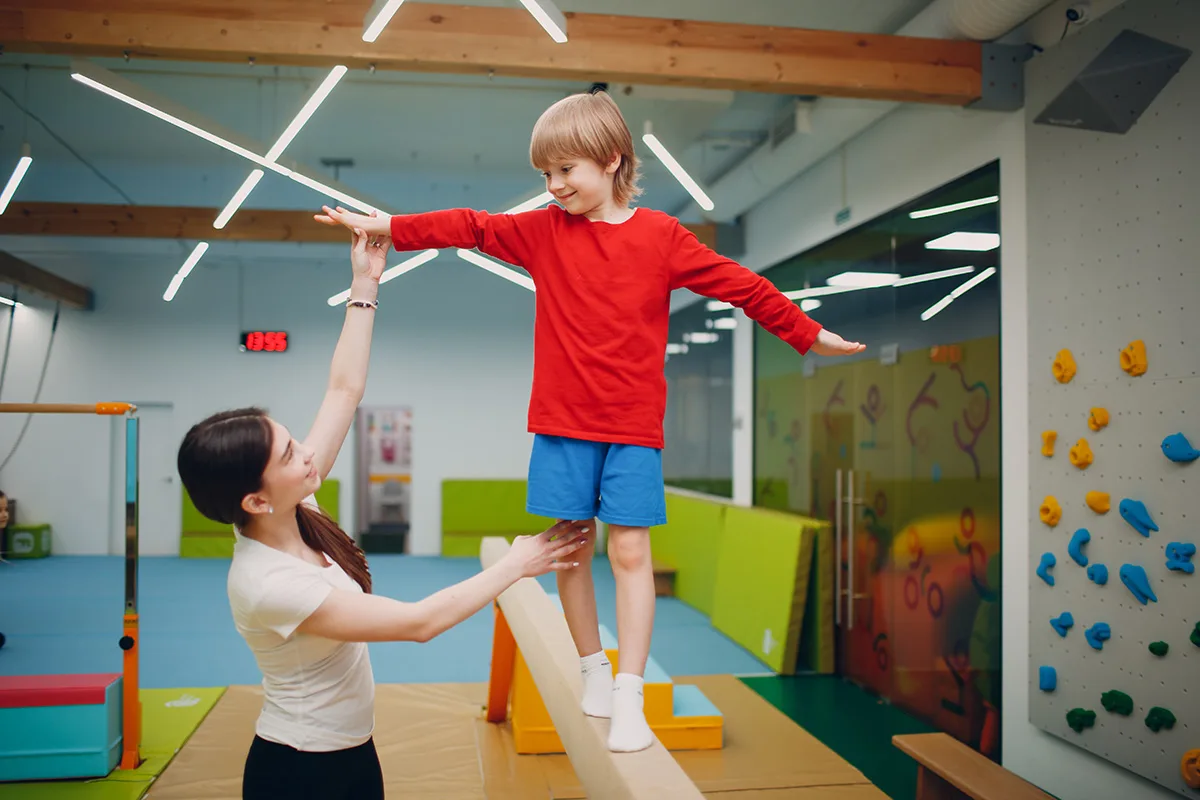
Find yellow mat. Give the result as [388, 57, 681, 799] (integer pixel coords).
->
[149, 677, 888, 799]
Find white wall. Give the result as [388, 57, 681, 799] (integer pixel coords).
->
[729, 4, 1189, 798]
[1022, 0, 1198, 795]
[0, 250, 537, 555]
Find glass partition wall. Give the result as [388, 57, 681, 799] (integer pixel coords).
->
[663, 294, 735, 497]
[751, 162, 1003, 760]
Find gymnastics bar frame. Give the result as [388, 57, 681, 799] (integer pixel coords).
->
[480, 536, 704, 800]
[0, 402, 143, 771]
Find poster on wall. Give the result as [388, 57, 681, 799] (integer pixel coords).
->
[355, 406, 412, 553]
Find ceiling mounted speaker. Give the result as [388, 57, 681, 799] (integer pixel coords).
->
[1034, 29, 1191, 134]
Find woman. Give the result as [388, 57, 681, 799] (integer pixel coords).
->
[176, 224, 589, 800]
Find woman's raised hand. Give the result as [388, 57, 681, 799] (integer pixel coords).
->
[350, 219, 389, 284]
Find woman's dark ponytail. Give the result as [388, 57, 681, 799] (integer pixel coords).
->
[297, 503, 372, 593]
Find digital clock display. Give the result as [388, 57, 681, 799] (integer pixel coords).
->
[240, 331, 289, 353]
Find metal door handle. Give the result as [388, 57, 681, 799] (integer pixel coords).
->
[835, 469, 842, 626]
[847, 469, 855, 630]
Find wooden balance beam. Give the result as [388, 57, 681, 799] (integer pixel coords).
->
[480, 536, 704, 800]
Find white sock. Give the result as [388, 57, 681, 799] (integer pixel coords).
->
[608, 673, 654, 752]
[580, 651, 613, 718]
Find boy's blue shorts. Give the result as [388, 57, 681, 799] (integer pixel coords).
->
[526, 434, 667, 528]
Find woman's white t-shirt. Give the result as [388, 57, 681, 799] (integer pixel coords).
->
[227, 499, 375, 752]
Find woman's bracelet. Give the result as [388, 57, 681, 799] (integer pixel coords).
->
[346, 298, 378, 310]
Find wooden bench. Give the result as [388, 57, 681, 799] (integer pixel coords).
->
[652, 560, 676, 597]
[892, 733, 1053, 800]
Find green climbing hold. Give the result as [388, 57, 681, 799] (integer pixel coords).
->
[1149, 641, 1169, 657]
[1067, 708, 1097, 733]
[1191, 622, 1200, 648]
[1102, 690, 1134, 716]
[1145, 706, 1176, 732]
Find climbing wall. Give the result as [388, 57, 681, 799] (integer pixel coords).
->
[1025, 2, 1200, 796]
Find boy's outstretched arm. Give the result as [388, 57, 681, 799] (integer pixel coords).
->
[668, 223, 865, 357]
[316, 205, 547, 271]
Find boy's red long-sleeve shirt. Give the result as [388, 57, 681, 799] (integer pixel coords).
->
[391, 204, 821, 450]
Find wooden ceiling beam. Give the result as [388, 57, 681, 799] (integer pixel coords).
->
[0, 250, 94, 309]
[0, 1, 983, 105]
[0, 202, 720, 250]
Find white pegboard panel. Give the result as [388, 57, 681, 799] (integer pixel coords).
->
[1025, 0, 1200, 796]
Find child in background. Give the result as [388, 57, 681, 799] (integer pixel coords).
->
[316, 89, 865, 752]
[0, 490, 9, 562]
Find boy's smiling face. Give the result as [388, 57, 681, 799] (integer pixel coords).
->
[540, 154, 621, 217]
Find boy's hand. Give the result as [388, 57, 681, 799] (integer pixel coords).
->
[810, 328, 866, 356]
[316, 205, 391, 237]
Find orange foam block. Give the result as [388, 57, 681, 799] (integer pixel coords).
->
[505, 617, 723, 755]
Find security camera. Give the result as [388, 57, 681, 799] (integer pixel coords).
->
[1065, 2, 1090, 24]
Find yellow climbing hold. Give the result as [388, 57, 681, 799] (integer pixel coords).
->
[1053, 349, 1077, 383]
[1069, 438, 1094, 470]
[1086, 491, 1111, 514]
[1120, 339, 1148, 376]
[1041, 496, 1063, 527]
[1088, 407, 1109, 431]
[1042, 431, 1058, 457]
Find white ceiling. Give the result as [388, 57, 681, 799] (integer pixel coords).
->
[0, 0, 936, 291]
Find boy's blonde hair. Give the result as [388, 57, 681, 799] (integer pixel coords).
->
[530, 91, 642, 207]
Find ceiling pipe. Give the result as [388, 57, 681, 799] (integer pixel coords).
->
[688, 0, 1059, 224]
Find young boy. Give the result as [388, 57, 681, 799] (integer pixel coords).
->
[316, 90, 864, 752]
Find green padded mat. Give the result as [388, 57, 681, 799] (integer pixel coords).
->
[650, 492, 727, 616]
[441, 479, 552, 533]
[712, 505, 817, 674]
[0, 687, 226, 799]
[182, 481, 340, 558]
[797, 522, 836, 674]
[182, 480, 340, 534]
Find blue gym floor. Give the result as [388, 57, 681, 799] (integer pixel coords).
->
[0, 556, 770, 686]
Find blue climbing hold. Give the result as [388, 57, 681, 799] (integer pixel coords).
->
[1037, 552, 1056, 586]
[1050, 612, 1074, 637]
[1166, 542, 1196, 574]
[1039, 666, 1057, 692]
[1087, 563, 1109, 585]
[1162, 432, 1200, 463]
[1120, 499, 1158, 537]
[1119, 564, 1158, 604]
[1068, 528, 1091, 567]
[1085, 622, 1112, 650]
